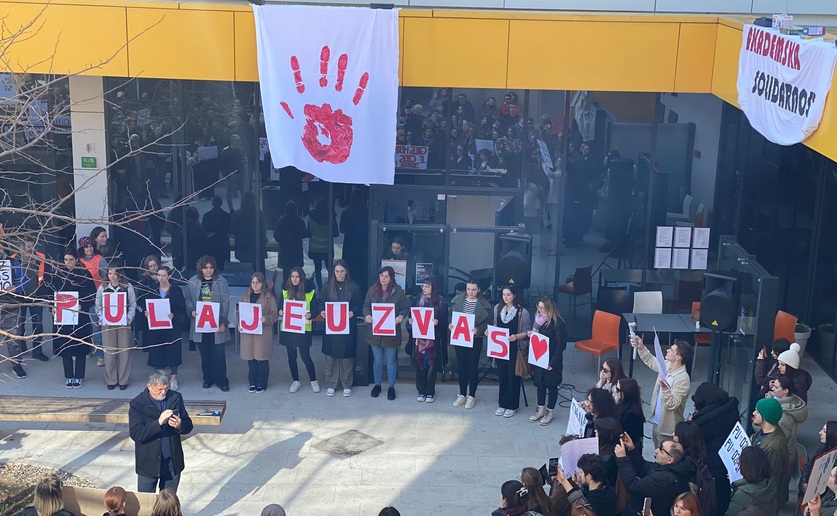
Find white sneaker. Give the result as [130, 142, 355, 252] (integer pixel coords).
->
[343, 388, 352, 397]
[289, 381, 301, 393]
[495, 407, 505, 416]
[326, 388, 336, 397]
[311, 380, 321, 393]
[453, 394, 466, 407]
[65, 379, 73, 389]
[465, 396, 476, 409]
[170, 379, 179, 391]
[417, 395, 426, 402]
[503, 409, 516, 418]
[426, 395, 435, 403]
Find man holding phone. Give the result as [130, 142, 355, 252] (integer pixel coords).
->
[614, 432, 694, 516]
[129, 370, 194, 493]
[552, 454, 616, 515]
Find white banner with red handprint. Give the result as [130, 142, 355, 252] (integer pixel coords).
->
[253, 5, 399, 185]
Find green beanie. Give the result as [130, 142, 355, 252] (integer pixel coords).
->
[756, 397, 783, 426]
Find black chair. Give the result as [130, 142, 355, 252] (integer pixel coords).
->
[558, 265, 593, 318]
[596, 285, 634, 360]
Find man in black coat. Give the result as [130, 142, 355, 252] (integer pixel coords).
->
[615, 432, 695, 516]
[129, 370, 194, 493]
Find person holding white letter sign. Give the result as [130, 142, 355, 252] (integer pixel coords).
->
[363, 266, 410, 401]
[407, 277, 447, 403]
[144, 267, 187, 391]
[184, 255, 231, 392]
[95, 262, 137, 391]
[449, 279, 492, 409]
[487, 285, 531, 419]
[319, 260, 363, 398]
[279, 266, 319, 394]
[239, 272, 279, 393]
[526, 297, 566, 426]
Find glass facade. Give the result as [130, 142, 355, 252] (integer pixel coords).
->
[0, 74, 74, 257]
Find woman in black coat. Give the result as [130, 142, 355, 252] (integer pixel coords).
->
[144, 267, 188, 390]
[47, 247, 96, 388]
[273, 200, 308, 285]
[616, 377, 646, 455]
[690, 381, 741, 515]
[526, 297, 566, 426]
[318, 260, 363, 397]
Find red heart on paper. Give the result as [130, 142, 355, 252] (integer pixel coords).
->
[532, 334, 548, 361]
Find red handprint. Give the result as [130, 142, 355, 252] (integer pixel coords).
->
[280, 46, 370, 165]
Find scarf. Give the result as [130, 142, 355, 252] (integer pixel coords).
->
[500, 305, 518, 324]
[533, 312, 547, 331]
[415, 294, 435, 370]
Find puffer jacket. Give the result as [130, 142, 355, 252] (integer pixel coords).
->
[726, 477, 778, 516]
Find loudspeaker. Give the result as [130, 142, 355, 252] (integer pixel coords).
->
[496, 234, 532, 289]
[700, 271, 740, 332]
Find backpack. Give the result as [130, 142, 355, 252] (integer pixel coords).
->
[689, 459, 717, 516]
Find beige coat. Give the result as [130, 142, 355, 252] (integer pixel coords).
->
[238, 292, 280, 361]
[638, 345, 691, 438]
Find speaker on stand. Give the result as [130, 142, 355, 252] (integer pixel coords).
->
[700, 271, 740, 383]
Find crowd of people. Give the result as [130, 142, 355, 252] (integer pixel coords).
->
[489, 331, 832, 516]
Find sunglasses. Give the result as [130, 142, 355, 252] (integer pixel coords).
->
[658, 443, 673, 459]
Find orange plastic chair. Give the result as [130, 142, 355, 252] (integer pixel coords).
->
[572, 310, 621, 373]
[774, 310, 797, 343]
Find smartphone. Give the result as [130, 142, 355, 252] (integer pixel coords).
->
[538, 464, 549, 485]
[170, 409, 180, 416]
[642, 497, 652, 516]
[547, 457, 560, 477]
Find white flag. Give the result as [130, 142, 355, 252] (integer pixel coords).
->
[253, 5, 399, 185]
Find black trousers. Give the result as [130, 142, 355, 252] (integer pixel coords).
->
[537, 385, 559, 409]
[287, 346, 316, 382]
[62, 355, 86, 379]
[197, 334, 228, 387]
[415, 362, 437, 396]
[455, 338, 483, 397]
[248, 359, 269, 389]
[20, 304, 44, 354]
[497, 341, 520, 410]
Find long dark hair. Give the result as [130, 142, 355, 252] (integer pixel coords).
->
[372, 266, 395, 298]
[675, 421, 707, 462]
[326, 259, 353, 298]
[617, 378, 644, 422]
[595, 417, 622, 456]
[284, 266, 307, 301]
[587, 387, 617, 419]
[603, 358, 626, 385]
[817, 421, 837, 456]
[520, 467, 552, 516]
[496, 284, 521, 318]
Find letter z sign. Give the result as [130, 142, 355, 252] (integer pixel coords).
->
[371, 303, 396, 336]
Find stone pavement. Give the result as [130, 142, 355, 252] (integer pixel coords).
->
[1, 338, 835, 515]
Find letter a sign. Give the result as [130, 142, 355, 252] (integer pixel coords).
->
[238, 302, 263, 335]
[195, 301, 220, 333]
[450, 311, 474, 348]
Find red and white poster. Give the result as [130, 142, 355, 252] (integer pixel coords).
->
[325, 302, 350, 335]
[486, 325, 510, 360]
[146, 299, 173, 330]
[253, 5, 399, 185]
[410, 307, 435, 340]
[395, 145, 428, 170]
[737, 25, 837, 145]
[102, 292, 127, 326]
[238, 302, 263, 335]
[371, 303, 396, 336]
[528, 333, 550, 369]
[450, 312, 474, 348]
[282, 299, 307, 334]
[54, 291, 79, 326]
[195, 301, 220, 333]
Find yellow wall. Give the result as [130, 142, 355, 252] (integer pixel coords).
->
[0, 0, 834, 161]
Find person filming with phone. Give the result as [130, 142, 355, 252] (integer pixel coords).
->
[614, 431, 695, 516]
[129, 370, 193, 494]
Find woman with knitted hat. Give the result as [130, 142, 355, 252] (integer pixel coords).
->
[750, 397, 789, 509]
[755, 338, 791, 399]
[775, 342, 812, 402]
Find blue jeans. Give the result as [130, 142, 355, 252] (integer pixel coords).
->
[370, 345, 397, 387]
